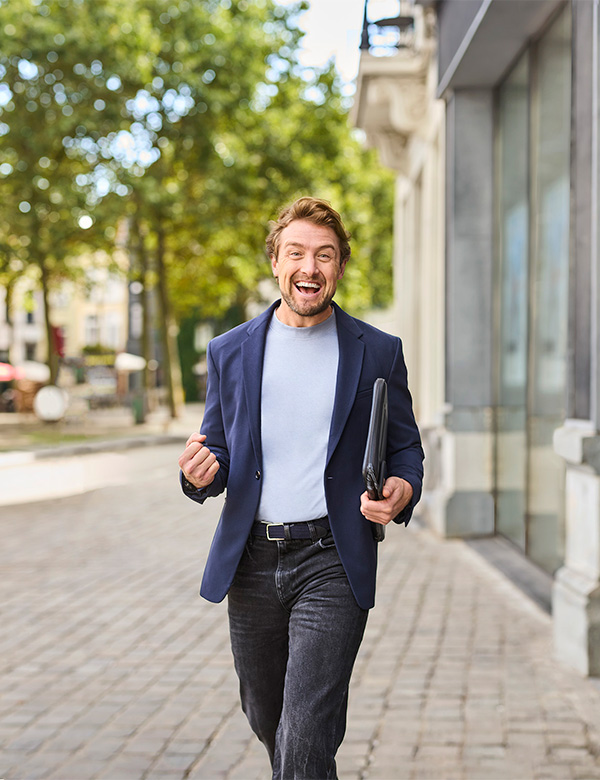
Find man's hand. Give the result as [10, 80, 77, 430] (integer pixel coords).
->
[178, 432, 220, 490]
[360, 476, 413, 526]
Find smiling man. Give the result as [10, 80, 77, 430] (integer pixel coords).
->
[178, 197, 424, 780]
[272, 218, 345, 324]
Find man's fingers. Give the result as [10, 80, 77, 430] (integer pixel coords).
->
[179, 439, 220, 489]
[360, 489, 396, 525]
[179, 442, 201, 466]
[360, 492, 385, 520]
[181, 451, 215, 484]
[178, 443, 202, 471]
[179, 434, 213, 477]
[186, 455, 220, 489]
[186, 432, 206, 447]
[360, 477, 413, 528]
[186, 445, 216, 472]
[204, 459, 220, 480]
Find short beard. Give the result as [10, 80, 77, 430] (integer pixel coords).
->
[280, 288, 333, 319]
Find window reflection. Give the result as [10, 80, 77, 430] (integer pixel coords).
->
[496, 6, 571, 573]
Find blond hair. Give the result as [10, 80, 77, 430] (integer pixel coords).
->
[266, 197, 351, 263]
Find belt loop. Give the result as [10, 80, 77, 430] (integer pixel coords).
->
[284, 524, 292, 542]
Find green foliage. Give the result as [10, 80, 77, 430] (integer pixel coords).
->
[0, 0, 131, 274]
[81, 343, 116, 355]
[0, 0, 395, 350]
[171, 58, 396, 322]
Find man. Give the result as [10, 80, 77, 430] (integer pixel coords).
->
[178, 197, 424, 779]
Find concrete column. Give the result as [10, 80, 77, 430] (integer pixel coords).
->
[552, 0, 600, 677]
[431, 89, 495, 537]
[553, 423, 600, 676]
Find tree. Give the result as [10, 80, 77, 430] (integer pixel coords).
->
[167, 59, 395, 323]
[0, 0, 308, 395]
[97, 0, 311, 415]
[0, 0, 395, 412]
[0, 0, 140, 379]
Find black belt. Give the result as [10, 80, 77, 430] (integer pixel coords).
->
[251, 516, 330, 542]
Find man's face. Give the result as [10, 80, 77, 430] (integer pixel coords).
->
[271, 219, 347, 327]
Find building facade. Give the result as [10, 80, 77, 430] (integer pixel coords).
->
[352, 0, 447, 528]
[0, 285, 45, 364]
[0, 257, 129, 367]
[354, 0, 600, 676]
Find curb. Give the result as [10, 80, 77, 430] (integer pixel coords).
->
[0, 433, 188, 465]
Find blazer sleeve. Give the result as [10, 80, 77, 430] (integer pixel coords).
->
[180, 340, 230, 505]
[385, 338, 424, 525]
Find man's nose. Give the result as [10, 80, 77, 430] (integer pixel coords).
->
[301, 253, 318, 275]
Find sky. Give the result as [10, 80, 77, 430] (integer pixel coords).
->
[278, 0, 367, 84]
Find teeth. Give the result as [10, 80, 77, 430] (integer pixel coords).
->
[297, 282, 320, 289]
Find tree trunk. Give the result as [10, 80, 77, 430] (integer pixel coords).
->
[132, 218, 153, 396]
[141, 243, 153, 399]
[155, 226, 183, 418]
[5, 277, 15, 363]
[39, 256, 59, 384]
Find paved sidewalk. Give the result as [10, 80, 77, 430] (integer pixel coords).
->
[1, 444, 600, 779]
[0, 403, 204, 456]
[0, 405, 203, 507]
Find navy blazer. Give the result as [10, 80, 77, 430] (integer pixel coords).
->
[183, 301, 424, 610]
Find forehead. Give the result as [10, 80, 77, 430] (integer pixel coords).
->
[279, 219, 340, 251]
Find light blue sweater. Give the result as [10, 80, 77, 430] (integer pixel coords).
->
[256, 309, 339, 524]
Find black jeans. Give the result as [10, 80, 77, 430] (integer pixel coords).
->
[227, 527, 369, 780]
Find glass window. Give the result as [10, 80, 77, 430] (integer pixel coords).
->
[530, 7, 571, 418]
[496, 53, 529, 551]
[103, 312, 122, 350]
[495, 5, 571, 573]
[85, 314, 100, 346]
[527, 6, 571, 572]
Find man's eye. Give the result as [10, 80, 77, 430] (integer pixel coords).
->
[319, 254, 332, 260]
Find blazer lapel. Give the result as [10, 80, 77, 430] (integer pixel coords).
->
[241, 301, 278, 466]
[327, 303, 365, 463]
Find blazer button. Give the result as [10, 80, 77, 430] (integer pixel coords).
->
[255, 470, 261, 480]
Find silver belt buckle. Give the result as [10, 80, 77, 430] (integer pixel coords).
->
[266, 523, 285, 541]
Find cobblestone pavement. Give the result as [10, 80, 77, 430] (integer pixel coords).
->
[1, 443, 600, 780]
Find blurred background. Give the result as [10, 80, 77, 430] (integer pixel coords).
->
[0, 0, 395, 425]
[1, 0, 600, 679]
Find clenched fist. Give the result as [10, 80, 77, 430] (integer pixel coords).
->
[178, 432, 220, 490]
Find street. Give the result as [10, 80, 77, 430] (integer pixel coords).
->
[1, 443, 600, 779]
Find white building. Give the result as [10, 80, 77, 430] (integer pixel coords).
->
[354, 0, 600, 677]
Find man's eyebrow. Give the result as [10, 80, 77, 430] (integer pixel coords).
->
[283, 241, 337, 251]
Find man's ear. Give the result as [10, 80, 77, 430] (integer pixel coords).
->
[338, 258, 348, 280]
[270, 254, 278, 278]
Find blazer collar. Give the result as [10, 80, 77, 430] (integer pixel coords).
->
[241, 301, 279, 465]
[327, 302, 365, 463]
[241, 300, 366, 466]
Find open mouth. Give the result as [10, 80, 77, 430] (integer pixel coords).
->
[294, 280, 322, 297]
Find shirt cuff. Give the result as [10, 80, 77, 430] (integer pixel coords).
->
[181, 473, 201, 495]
